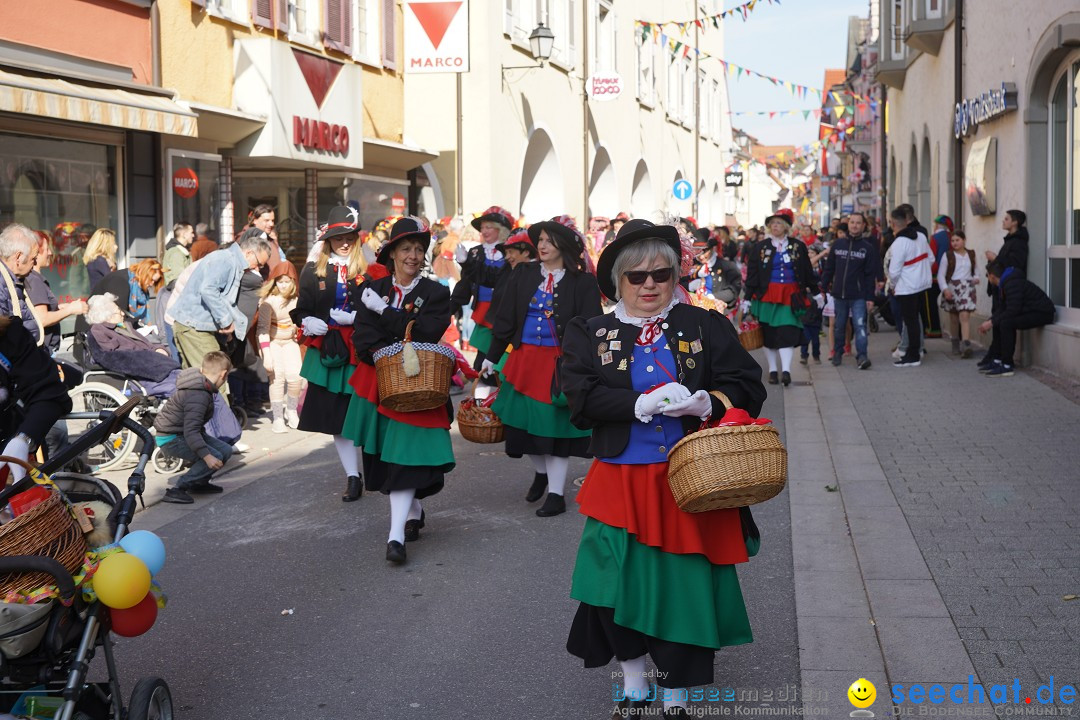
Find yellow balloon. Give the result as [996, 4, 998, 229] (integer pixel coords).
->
[93, 553, 151, 610]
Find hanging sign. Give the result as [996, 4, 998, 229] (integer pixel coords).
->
[405, 0, 470, 74]
[954, 83, 1017, 139]
[172, 168, 199, 198]
[724, 170, 744, 188]
[587, 73, 624, 101]
[391, 193, 407, 214]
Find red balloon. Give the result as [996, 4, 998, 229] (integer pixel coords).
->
[109, 592, 158, 637]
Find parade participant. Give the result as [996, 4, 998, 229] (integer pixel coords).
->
[487, 216, 602, 516]
[354, 217, 455, 565]
[561, 218, 766, 719]
[495, 227, 537, 271]
[745, 208, 818, 386]
[451, 206, 514, 368]
[257, 262, 303, 433]
[690, 229, 742, 313]
[292, 206, 369, 502]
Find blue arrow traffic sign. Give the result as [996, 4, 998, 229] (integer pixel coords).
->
[672, 179, 693, 200]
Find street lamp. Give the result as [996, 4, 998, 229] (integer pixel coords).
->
[501, 23, 555, 80]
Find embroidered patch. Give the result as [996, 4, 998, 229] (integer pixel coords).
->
[679, 341, 690, 353]
[609, 340, 621, 351]
[686, 358, 696, 369]
[690, 339, 703, 354]
[601, 352, 613, 365]
[617, 358, 628, 371]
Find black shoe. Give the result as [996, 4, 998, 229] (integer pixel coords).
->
[781, 371, 791, 386]
[767, 371, 778, 385]
[342, 475, 362, 502]
[799, 356, 808, 365]
[612, 696, 652, 719]
[536, 492, 566, 517]
[526, 473, 548, 503]
[857, 357, 872, 370]
[404, 511, 426, 542]
[162, 488, 194, 504]
[386, 540, 407, 565]
[188, 482, 224, 494]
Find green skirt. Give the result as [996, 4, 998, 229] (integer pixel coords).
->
[491, 378, 590, 440]
[570, 518, 752, 650]
[750, 299, 801, 329]
[470, 325, 493, 355]
[340, 395, 381, 450]
[375, 412, 456, 470]
[299, 348, 356, 394]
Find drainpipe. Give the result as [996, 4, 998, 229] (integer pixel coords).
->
[953, 0, 964, 225]
[150, 0, 162, 87]
[880, 84, 887, 227]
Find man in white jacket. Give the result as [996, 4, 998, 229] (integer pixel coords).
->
[887, 205, 933, 367]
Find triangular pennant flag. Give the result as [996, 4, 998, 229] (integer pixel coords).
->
[769, 112, 776, 119]
[834, 105, 846, 117]
[802, 110, 810, 120]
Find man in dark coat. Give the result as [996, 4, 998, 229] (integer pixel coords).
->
[978, 262, 1055, 377]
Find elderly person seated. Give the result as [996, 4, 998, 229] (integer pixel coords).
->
[86, 293, 180, 396]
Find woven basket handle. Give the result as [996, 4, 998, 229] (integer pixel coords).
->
[0, 455, 36, 475]
[469, 377, 500, 407]
[403, 319, 415, 344]
[709, 391, 734, 410]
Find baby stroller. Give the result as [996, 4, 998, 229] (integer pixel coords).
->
[0, 396, 174, 719]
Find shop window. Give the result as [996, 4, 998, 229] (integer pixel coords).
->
[166, 151, 222, 244]
[232, 174, 307, 264]
[1047, 60, 1080, 315]
[317, 174, 410, 252]
[0, 132, 119, 304]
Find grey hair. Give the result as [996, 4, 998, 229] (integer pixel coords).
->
[611, 239, 680, 300]
[238, 233, 273, 257]
[86, 293, 121, 325]
[0, 223, 37, 260]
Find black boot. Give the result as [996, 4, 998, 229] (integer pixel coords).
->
[342, 475, 362, 502]
[404, 510, 426, 542]
[611, 696, 652, 719]
[536, 492, 566, 517]
[526, 473, 548, 502]
[386, 540, 407, 565]
[781, 371, 791, 386]
[767, 371, 778, 385]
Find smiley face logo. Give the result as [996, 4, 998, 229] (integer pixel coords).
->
[847, 678, 876, 709]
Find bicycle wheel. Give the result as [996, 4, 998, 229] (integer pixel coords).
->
[151, 447, 184, 475]
[67, 382, 137, 472]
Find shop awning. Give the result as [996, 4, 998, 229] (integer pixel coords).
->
[362, 137, 438, 172]
[185, 102, 265, 146]
[0, 66, 197, 137]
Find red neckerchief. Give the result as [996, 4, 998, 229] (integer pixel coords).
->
[636, 320, 664, 347]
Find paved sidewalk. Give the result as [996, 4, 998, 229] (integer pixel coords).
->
[781, 334, 1079, 717]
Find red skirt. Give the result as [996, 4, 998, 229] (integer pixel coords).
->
[576, 459, 749, 566]
[502, 343, 559, 404]
[472, 300, 493, 328]
[759, 282, 799, 305]
[347, 361, 450, 429]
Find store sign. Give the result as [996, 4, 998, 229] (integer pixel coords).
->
[724, 170, 744, 188]
[954, 82, 1017, 139]
[292, 118, 350, 155]
[172, 167, 199, 198]
[391, 193, 406, 213]
[587, 73, 623, 101]
[404, 0, 470, 74]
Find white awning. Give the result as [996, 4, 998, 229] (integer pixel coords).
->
[0, 66, 197, 137]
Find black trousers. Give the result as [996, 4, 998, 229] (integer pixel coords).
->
[987, 311, 1055, 365]
[920, 286, 942, 336]
[897, 293, 923, 362]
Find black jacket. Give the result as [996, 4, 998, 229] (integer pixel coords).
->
[562, 303, 766, 459]
[996, 229, 1029, 275]
[291, 261, 366, 327]
[0, 317, 72, 443]
[991, 269, 1055, 325]
[820, 234, 882, 300]
[450, 245, 504, 314]
[703, 255, 744, 305]
[488, 264, 603, 363]
[153, 367, 217, 458]
[351, 276, 452, 364]
[745, 238, 818, 300]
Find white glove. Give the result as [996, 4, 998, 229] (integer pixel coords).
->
[480, 359, 495, 376]
[662, 390, 713, 420]
[813, 293, 826, 309]
[687, 278, 704, 293]
[633, 382, 692, 423]
[301, 316, 328, 336]
[740, 300, 752, 314]
[362, 288, 388, 315]
[1, 435, 30, 482]
[329, 308, 356, 326]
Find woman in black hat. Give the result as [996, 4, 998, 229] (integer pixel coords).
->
[745, 208, 818, 386]
[450, 206, 515, 369]
[486, 216, 602, 517]
[292, 205, 373, 502]
[560, 218, 766, 718]
[353, 217, 455, 565]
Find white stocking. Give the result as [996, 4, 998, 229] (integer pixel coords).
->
[545, 455, 569, 496]
[779, 346, 794, 373]
[528, 454, 548, 474]
[388, 489, 415, 544]
[764, 347, 778, 372]
[619, 655, 649, 700]
[333, 435, 359, 477]
[407, 497, 423, 522]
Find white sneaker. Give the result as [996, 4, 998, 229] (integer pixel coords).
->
[285, 409, 300, 428]
[272, 417, 288, 434]
[233, 442, 251, 453]
[891, 348, 904, 360]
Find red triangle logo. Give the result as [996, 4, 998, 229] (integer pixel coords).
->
[292, 49, 344, 109]
[408, 1, 463, 50]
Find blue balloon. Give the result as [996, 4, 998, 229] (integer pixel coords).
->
[119, 531, 166, 576]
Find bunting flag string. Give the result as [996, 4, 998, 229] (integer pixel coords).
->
[728, 104, 878, 118]
[635, 0, 779, 36]
[736, 126, 854, 171]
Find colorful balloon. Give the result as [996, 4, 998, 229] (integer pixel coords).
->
[109, 592, 158, 637]
[93, 553, 151, 610]
[119, 531, 166, 576]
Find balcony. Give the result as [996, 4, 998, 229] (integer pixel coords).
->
[876, 55, 908, 90]
[904, 16, 948, 56]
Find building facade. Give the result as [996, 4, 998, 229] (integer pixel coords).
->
[878, 0, 1080, 379]
[403, 0, 734, 237]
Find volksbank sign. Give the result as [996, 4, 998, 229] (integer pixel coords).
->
[954, 83, 1018, 139]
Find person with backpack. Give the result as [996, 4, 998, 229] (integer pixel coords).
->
[978, 262, 1055, 378]
[937, 231, 980, 358]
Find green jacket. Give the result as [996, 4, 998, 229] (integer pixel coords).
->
[162, 241, 191, 287]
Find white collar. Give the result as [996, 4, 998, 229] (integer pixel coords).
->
[613, 295, 679, 327]
[769, 235, 788, 249]
[327, 254, 349, 266]
[483, 242, 502, 260]
[393, 275, 421, 295]
[540, 266, 565, 282]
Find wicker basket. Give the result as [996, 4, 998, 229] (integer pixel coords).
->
[374, 320, 456, 412]
[738, 323, 764, 351]
[457, 382, 504, 444]
[666, 393, 787, 513]
[0, 458, 86, 598]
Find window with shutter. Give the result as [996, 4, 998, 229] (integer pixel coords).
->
[252, 0, 274, 28]
[504, 0, 513, 35]
[381, 0, 395, 69]
[276, 0, 288, 31]
[324, 0, 351, 53]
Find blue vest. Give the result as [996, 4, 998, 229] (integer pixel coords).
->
[521, 288, 558, 347]
[604, 339, 686, 465]
[477, 254, 505, 302]
[769, 246, 795, 284]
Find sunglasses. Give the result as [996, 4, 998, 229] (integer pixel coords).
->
[623, 267, 675, 285]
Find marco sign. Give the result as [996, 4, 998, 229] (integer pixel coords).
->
[405, 0, 470, 73]
[954, 83, 1017, 139]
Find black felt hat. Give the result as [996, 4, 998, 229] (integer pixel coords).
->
[595, 219, 681, 301]
[377, 216, 432, 265]
[318, 205, 361, 242]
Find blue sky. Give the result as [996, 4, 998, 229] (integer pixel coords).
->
[722, 0, 870, 147]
